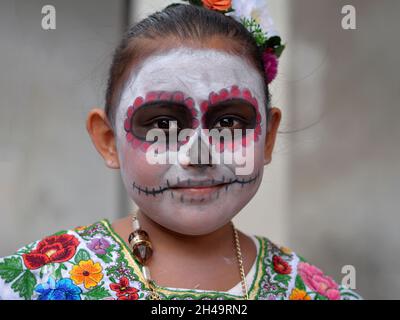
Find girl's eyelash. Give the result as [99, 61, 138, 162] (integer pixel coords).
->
[214, 115, 250, 125]
[143, 116, 178, 126]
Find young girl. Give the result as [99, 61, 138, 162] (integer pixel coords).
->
[0, 2, 361, 300]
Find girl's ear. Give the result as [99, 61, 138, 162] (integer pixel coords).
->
[86, 108, 120, 169]
[264, 107, 282, 165]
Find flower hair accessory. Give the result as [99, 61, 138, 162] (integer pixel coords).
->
[183, 0, 285, 84]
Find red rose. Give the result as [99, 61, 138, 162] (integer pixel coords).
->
[272, 255, 292, 275]
[22, 234, 80, 270]
[110, 277, 139, 300]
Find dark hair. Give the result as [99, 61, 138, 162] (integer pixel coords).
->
[105, 3, 271, 129]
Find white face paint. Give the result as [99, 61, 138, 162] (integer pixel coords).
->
[114, 47, 267, 235]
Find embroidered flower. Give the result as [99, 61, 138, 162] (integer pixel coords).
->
[289, 288, 311, 300]
[280, 246, 293, 256]
[272, 255, 292, 274]
[110, 277, 139, 300]
[70, 260, 103, 289]
[22, 234, 79, 270]
[202, 0, 232, 11]
[73, 226, 87, 232]
[297, 262, 341, 300]
[87, 238, 110, 255]
[35, 277, 82, 300]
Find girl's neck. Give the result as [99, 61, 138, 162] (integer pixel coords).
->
[135, 208, 235, 256]
[111, 209, 257, 291]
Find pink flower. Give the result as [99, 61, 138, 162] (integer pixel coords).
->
[262, 50, 278, 84]
[297, 262, 341, 300]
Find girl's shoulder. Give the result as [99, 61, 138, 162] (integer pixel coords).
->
[0, 219, 148, 300]
[252, 234, 363, 300]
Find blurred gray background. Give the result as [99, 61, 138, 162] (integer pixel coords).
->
[0, 0, 399, 299]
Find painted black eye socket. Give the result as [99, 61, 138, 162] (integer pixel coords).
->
[129, 103, 193, 141]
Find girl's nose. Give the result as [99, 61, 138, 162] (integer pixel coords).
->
[178, 133, 213, 168]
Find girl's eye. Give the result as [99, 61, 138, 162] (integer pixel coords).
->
[214, 117, 244, 130]
[151, 118, 180, 131]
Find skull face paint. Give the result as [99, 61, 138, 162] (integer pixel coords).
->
[115, 47, 268, 235]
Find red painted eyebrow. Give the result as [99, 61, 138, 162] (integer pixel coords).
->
[131, 90, 194, 109]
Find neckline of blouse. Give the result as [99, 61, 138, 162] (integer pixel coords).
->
[100, 218, 265, 299]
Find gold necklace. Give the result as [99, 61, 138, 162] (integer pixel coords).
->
[128, 210, 249, 300]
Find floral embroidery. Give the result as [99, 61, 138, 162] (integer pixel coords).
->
[35, 277, 82, 300]
[22, 234, 79, 270]
[297, 262, 341, 300]
[289, 288, 311, 300]
[70, 260, 104, 289]
[88, 238, 111, 255]
[110, 277, 139, 300]
[0, 219, 362, 300]
[280, 246, 293, 256]
[272, 255, 292, 275]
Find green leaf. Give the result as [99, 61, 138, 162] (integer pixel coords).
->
[17, 243, 36, 255]
[52, 230, 68, 236]
[315, 293, 328, 300]
[274, 274, 291, 284]
[295, 275, 307, 291]
[11, 270, 36, 300]
[106, 244, 115, 253]
[298, 255, 307, 263]
[96, 254, 113, 264]
[267, 36, 282, 47]
[74, 249, 91, 264]
[274, 44, 286, 58]
[82, 285, 111, 300]
[0, 256, 24, 283]
[54, 264, 64, 279]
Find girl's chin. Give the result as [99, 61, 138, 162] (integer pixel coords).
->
[148, 210, 237, 235]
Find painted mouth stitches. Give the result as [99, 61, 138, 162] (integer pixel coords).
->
[132, 170, 260, 197]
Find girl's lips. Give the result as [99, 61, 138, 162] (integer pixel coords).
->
[170, 183, 228, 196]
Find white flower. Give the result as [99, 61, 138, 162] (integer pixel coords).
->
[228, 0, 279, 37]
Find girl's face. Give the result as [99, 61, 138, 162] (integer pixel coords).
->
[114, 47, 268, 235]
